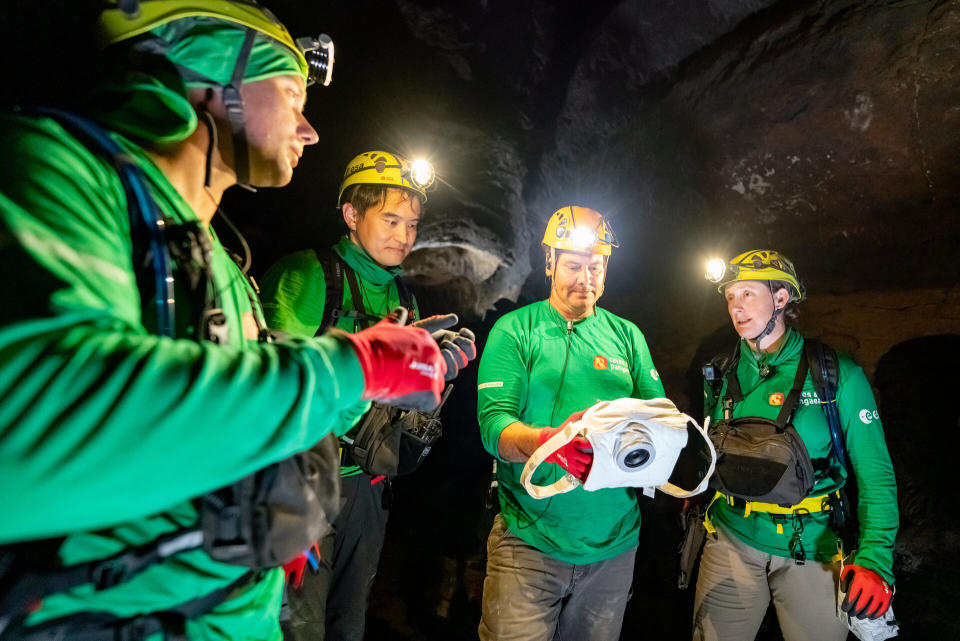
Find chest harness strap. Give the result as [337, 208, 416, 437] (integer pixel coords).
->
[707, 340, 849, 562]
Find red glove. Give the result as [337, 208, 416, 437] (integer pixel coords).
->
[339, 308, 445, 411]
[411, 314, 477, 381]
[537, 410, 592, 480]
[840, 564, 893, 619]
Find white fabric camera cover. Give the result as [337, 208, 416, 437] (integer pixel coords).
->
[520, 397, 716, 500]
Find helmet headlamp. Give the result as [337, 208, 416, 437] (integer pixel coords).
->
[407, 158, 436, 190]
[297, 34, 334, 87]
[542, 206, 617, 256]
[570, 227, 599, 250]
[705, 258, 728, 283]
[706, 250, 804, 302]
[338, 151, 435, 205]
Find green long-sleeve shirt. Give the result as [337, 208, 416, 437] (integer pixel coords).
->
[477, 300, 665, 564]
[260, 237, 418, 475]
[0, 113, 366, 640]
[707, 329, 899, 583]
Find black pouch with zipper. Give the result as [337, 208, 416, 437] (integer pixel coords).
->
[708, 349, 816, 507]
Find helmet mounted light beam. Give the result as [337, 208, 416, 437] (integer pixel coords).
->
[707, 249, 804, 345]
[338, 151, 436, 206]
[542, 206, 618, 257]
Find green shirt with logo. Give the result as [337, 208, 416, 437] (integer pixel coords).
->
[260, 236, 419, 476]
[707, 328, 899, 583]
[0, 113, 367, 641]
[477, 300, 665, 564]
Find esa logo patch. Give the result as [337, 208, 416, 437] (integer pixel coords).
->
[768, 392, 785, 406]
[650, 368, 660, 381]
[594, 355, 608, 370]
[859, 409, 880, 424]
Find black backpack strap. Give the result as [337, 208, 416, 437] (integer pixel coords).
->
[340, 263, 382, 329]
[805, 339, 849, 468]
[773, 350, 810, 429]
[341, 266, 368, 325]
[0, 527, 206, 622]
[315, 250, 345, 334]
[314, 251, 382, 332]
[0, 571, 254, 641]
[722, 341, 745, 404]
[393, 276, 415, 321]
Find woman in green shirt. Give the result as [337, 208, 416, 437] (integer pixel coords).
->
[693, 250, 899, 641]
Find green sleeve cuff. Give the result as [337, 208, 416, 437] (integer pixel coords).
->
[307, 333, 366, 412]
[482, 413, 521, 461]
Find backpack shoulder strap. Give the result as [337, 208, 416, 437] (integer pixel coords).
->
[315, 250, 345, 335]
[341, 262, 382, 329]
[33, 107, 176, 337]
[804, 338, 850, 469]
[773, 348, 810, 429]
[393, 275, 415, 320]
[722, 341, 745, 405]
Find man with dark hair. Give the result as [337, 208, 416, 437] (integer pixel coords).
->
[261, 150, 476, 641]
[0, 6, 447, 641]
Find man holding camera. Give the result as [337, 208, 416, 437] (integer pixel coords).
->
[476, 206, 665, 641]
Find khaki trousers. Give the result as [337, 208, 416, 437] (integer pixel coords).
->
[693, 528, 849, 641]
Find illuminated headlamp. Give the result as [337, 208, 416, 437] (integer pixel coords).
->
[297, 34, 335, 87]
[407, 158, 436, 190]
[705, 258, 729, 283]
[570, 227, 599, 249]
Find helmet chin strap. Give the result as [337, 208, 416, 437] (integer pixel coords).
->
[221, 29, 257, 191]
[200, 108, 217, 189]
[750, 285, 784, 347]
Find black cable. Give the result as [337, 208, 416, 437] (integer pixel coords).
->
[517, 320, 575, 530]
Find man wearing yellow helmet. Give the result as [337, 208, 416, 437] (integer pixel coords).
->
[0, 4, 449, 641]
[693, 250, 899, 640]
[260, 150, 475, 641]
[476, 206, 664, 641]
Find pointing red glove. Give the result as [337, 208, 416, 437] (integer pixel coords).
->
[840, 564, 894, 619]
[537, 409, 592, 480]
[339, 308, 445, 412]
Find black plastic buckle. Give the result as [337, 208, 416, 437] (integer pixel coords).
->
[91, 559, 127, 590]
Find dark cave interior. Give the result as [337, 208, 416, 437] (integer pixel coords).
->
[4, 1, 960, 639]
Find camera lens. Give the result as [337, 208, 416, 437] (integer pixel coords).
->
[615, 426, 656, 473]
[623, 448, 650, 468]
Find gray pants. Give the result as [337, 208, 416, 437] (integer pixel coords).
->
[693, 528, 849, 641]
[479, 513, 637, 641]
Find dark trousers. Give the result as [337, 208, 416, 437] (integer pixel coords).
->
[282, 473, 389, 641]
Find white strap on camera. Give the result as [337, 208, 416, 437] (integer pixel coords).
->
[521, 397, 716, 500]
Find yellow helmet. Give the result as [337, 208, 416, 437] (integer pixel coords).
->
[706, 249, 804, 301]
[542, 206, 617, 256]
[338, 151, 436, 205]
[98, 0, 335, 86]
